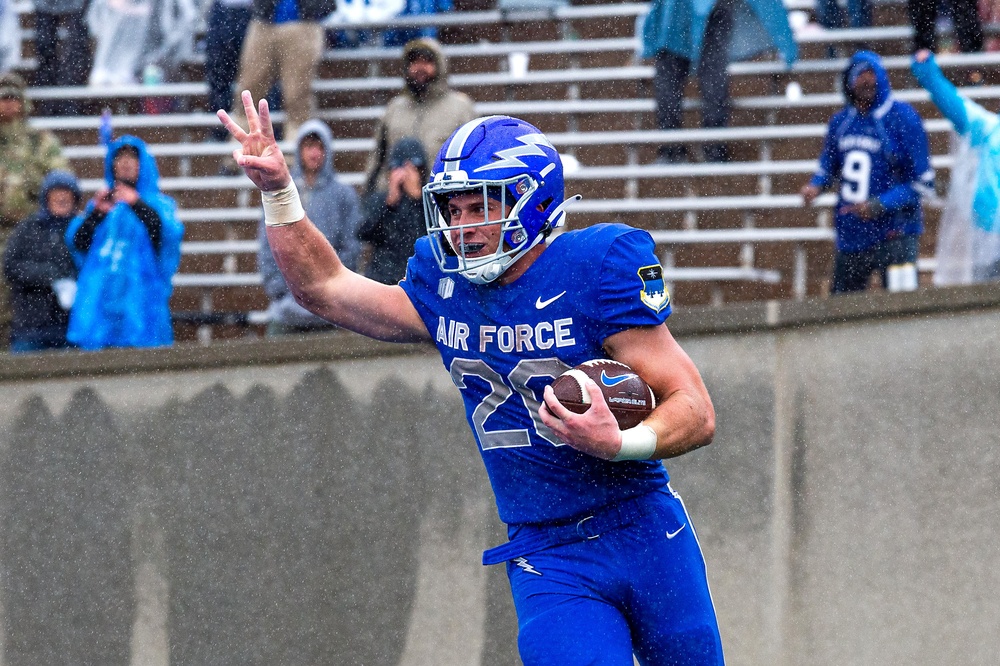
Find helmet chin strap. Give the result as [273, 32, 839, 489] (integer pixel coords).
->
[459, 195, 581, 285]
[460, 231, 547, 285]
[462, 262, 505, 285]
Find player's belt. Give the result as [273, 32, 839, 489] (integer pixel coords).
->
[482, 492, 653, 566]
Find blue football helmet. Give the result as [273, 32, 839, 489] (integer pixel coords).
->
[422, 115, 574, 284]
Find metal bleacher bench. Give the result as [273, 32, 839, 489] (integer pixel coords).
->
[32, 72, 1000, 156]
[66, 117, 964, 202]
[23, 45, 1000, 112]
[174, 186, 940, 300]
[160, 110, 956, 300]
[1, 0, 835, 45]
[10, 0, 961, 316]
[6, 0, 950, 69]
[75, 120, 959, 302]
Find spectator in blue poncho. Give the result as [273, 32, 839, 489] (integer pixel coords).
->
[65, 135, 183, 349]
[912, 50, 1000, 284]
[640, 0, 796, 163]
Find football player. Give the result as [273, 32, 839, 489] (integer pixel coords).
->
[220, 91, 724, 665]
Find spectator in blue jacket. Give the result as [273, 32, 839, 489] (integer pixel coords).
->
[912, 50, 1000, 284]
[801, 51, 934, 294]
[2, 170, 81, 352]
[382, 0, 452, 47]
[640, 0, 796, 163]
[65, 136, 184, 349]
[258, 118, 362, 335]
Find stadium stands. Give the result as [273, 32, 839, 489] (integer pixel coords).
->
[6, 0, 998, 340]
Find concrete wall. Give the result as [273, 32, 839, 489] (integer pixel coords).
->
[1, 285, 999, 665]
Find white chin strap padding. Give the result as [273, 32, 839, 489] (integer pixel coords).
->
[462, 260, 505, 285]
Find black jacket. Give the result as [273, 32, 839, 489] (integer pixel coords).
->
[359, 190, 425, 285]
[2, 171, 80, 343]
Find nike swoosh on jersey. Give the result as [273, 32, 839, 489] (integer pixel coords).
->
[535, 291, 567, 309]
[600, 370, 633, 387]
[666, 525, 687, 539]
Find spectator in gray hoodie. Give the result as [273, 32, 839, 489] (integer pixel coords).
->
[257, 119, 361, 335]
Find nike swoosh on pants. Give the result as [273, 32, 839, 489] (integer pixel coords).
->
[666, 525, 687, 539]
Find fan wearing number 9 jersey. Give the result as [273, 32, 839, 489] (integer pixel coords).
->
[807, 51, 934, 254]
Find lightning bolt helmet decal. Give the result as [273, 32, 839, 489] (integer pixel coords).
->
[472, 133, 557, 172]
[422, 116, 578, 285]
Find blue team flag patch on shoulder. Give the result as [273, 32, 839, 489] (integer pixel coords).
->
[638, 264, 669, 312]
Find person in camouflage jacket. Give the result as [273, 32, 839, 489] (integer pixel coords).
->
[0, 73, 67, 228]
[0, 72, 68, 346]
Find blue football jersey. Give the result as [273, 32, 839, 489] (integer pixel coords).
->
[400, 223, 672, 525]
[810, 52, 933, 253]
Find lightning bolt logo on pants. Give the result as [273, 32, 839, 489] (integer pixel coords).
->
[513, 557, 542, 576]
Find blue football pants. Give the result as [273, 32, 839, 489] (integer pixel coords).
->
[504, 488, 724, 665]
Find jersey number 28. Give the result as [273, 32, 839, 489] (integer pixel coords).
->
[450, 357, 570, 450]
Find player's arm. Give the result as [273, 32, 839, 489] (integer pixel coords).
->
[540, 323, 715, 461]
[265, 215, 430, 341]
[219, 92, 430, 343]
[603, 324, 715, 458]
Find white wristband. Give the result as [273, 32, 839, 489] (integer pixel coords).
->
[613, 424, 658, 461]
[262, 182, 305, 227]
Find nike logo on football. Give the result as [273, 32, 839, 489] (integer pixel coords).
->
[600, 370, 633, 387]
[535, 291, 566, 309]
[666, 525, 687, 540]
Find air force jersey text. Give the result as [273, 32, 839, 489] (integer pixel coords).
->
[400, 224, 671, 525]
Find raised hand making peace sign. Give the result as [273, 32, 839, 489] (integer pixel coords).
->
[217, 91, 291, 193]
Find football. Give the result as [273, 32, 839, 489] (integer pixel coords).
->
[549, 359, 656, 430]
